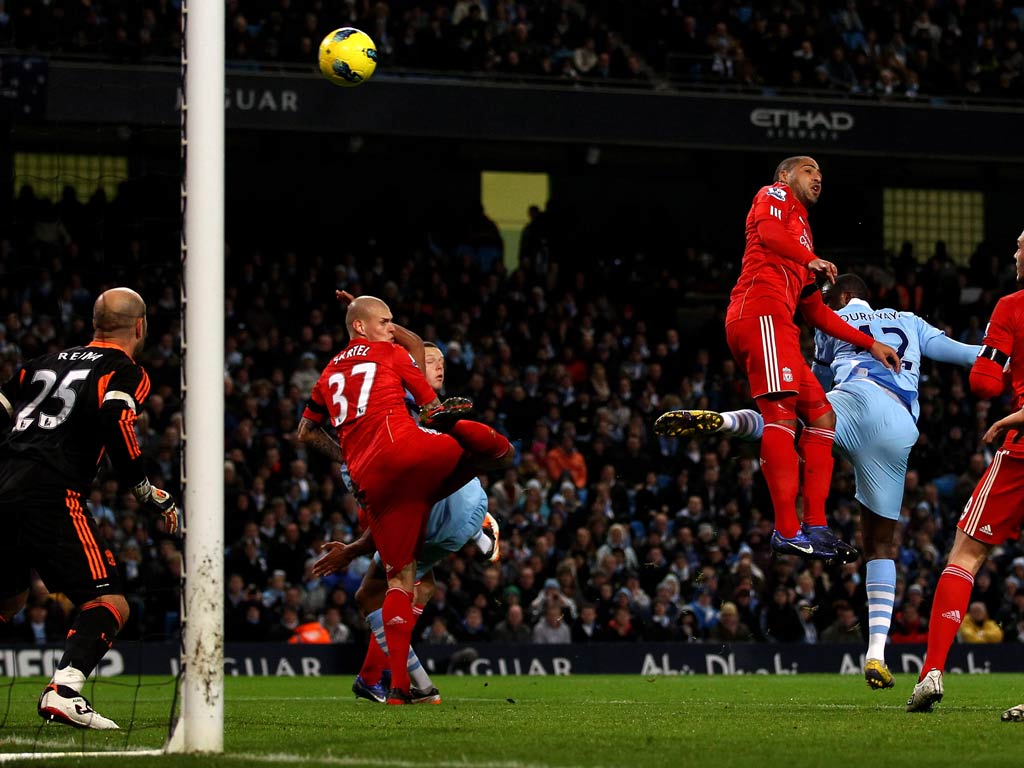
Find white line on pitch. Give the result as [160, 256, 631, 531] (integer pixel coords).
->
[226, 752, 610, 768]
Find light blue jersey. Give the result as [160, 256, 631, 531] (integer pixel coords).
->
[812, 299, 980, 519]
[813, 298, 980, 423]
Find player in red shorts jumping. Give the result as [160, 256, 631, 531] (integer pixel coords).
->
[299, 295, 513, 704]
[908, 228, 1024, 715]
[720, 155, 900, 559]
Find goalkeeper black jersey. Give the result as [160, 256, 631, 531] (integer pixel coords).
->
[0, 342, 151, 491]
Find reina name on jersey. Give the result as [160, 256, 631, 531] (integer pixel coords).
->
[56, 350, 104, 362]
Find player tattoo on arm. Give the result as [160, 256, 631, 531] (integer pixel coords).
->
[297, 416, 343, 463]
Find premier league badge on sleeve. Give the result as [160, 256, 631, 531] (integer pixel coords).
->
[767, 186, 788, 201]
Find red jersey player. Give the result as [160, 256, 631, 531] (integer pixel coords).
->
[298, 296, 513, 704]
[723, 156, 900, 559]
[907, 228, 1024, 715]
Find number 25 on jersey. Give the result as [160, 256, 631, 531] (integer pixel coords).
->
[14, 368, 91, 431]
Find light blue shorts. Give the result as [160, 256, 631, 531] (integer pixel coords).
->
[829, 381, 918, 521]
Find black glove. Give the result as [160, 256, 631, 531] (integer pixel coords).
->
[133, 479, 180, 534]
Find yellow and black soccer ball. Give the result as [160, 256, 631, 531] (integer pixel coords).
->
[318, 28, 378, 87]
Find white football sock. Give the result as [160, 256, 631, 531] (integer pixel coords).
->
[472, 528, 493, 556]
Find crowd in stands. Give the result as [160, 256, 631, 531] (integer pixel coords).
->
[4, 1, 1024, 100]
[1, 177, 1023, 655]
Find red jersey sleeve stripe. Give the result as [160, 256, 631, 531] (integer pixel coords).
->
[66, 491, 107, 581]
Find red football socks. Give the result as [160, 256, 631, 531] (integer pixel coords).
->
[451, 421, 511, 461]
[798, 426, 835, 528]
[382, 588, 415, 692]
[761, 423, 801, 538]
[921, 564, 974, 679]
[359, 634, 388, 686]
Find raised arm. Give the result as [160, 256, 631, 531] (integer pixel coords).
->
[392, 324, 426, 375]
[917, 318, 981, 368]
[336, 288, 429, 384]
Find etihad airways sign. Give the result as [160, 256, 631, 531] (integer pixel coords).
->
[750, 107, 855, 142]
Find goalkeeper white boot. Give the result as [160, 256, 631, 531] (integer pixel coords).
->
[38, 666, 120, 730]
[906, 669, 943, 713]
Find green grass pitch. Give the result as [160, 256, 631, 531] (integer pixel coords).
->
[1, 674, 1023, 767]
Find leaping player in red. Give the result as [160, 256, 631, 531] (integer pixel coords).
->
[299, 295, 513, 705]
[678, 155, 901, 560]
[907, 228, 1024, 716]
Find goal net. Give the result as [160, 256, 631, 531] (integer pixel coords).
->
[0, 0, 224, 758]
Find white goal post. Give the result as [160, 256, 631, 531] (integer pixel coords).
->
[169, 0, 225, 754]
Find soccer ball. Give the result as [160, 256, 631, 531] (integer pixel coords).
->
[318, 28, 378, 87]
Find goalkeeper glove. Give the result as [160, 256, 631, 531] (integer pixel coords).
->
[133, 479, 180, 534]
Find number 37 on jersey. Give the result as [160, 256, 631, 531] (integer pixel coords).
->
[327, 362, 377, 426]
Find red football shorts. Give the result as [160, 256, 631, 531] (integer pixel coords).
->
[352, 429, 478, 574]
[958, 449, 1024, 544]
[726, 314, 828, 412]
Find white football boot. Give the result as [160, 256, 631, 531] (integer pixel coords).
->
[906, 669, 944, 713]
[38, 666, 119, 730]
[1001, 704, 1024, 722]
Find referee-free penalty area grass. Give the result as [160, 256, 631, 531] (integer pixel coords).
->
[0, 674, 1022, 767]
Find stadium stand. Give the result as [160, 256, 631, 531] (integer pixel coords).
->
[3, 1, 1024, 100]
[2, 178, 1023, 649]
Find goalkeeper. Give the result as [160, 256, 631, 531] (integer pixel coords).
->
[0, 288, 179, 730]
